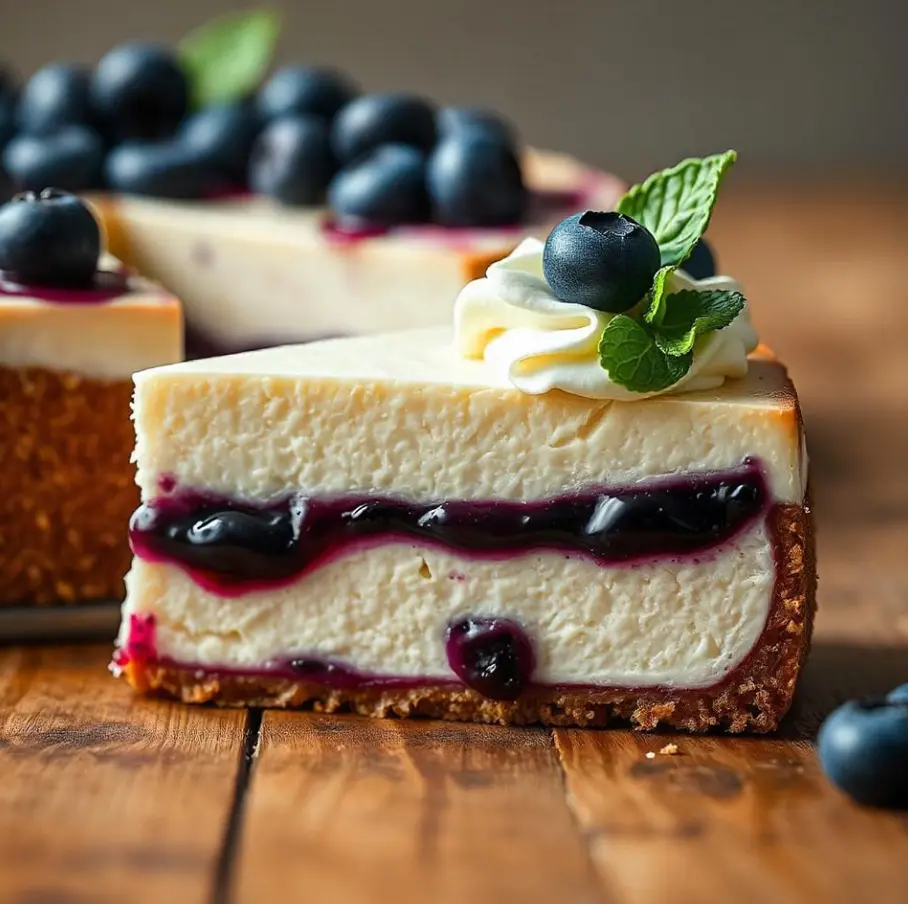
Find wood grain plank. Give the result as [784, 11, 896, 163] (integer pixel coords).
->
[0, 644, 246, 904]
[554, 729, 908, 904]
[235, 713, 608, 904]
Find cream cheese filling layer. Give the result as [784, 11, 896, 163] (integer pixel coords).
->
[119, 519, 774, 689]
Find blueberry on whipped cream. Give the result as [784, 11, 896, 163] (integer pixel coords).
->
[542, 211, 661, 313]
[0, 188, 100, 287]
[455, 151, 757, 399]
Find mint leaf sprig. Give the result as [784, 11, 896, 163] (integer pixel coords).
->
[597, 151, 745, 393]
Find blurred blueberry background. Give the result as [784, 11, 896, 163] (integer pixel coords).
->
[0, 0, 904, 180]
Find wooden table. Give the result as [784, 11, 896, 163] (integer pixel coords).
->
[2, 181, 908, 904]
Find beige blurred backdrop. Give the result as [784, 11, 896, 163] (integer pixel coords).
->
[1, 0, 904, 180]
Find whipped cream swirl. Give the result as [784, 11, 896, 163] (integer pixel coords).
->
[454, 238, 759, 401]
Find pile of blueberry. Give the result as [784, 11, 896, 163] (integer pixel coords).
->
[0, 46, 526, 228]
[818, 683, 908, 809]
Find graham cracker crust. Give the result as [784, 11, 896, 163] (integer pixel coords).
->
[122, 501, 815, 733]
[0, 365, 137, 606]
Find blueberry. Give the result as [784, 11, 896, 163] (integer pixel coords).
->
[683, 237, 717, 280]
[257, 66, 358, 123]
[543, 211, 661, 313]
[428, 132, 526, 227]
[437, 106, 517, 148]
[179, 102, 258, 182]
[818, 697, 908, 809]
[0, 189, 100, 287]
[0, 94, 15, 150]
[91, 43, 188, 142]
[444, 616, 535, 701]
[17, 63, 92, 135]
[888, 684, 908, 704]
[329, 143, 428, 227]
[105, 140, 214, 200]
[331, 93, 436, 164]
[3, 126, 104, 193]
[248, 115, 334, 206]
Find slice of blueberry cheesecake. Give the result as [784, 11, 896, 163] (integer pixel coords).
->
[114, 152, 815, 732]
[0, 190, 182, 606]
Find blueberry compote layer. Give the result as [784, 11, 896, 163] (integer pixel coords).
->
[0, 268, 130, 303]
[130, 461, 767, 596]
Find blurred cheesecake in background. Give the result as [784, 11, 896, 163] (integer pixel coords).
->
[0, 191, 182, 607]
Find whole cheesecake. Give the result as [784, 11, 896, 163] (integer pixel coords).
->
[114, 153, 816, 731]
[94, 149, 623, 354]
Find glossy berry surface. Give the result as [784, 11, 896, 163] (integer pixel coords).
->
[331, 93, 436, 164]
[3, 126, 103, 193]
[428, 132, 526, 227]
[257, 66, 358, 123]
[543, 211, 661, 313]
[445, 617, 535, 701]
[105, 140, 214, 200]
[683, 237, 717, 280]
[249, 115, 335, 206]
[91, 43, 188, 142]
[179, 102, 258, 182]
[437, 106, 516, 148]
[0, 189, 100, 287]
[818, 697, 908, 809]
[17, 63, 93, 135]
[329, 143, 428, 227]
[888, 684, 908, 704]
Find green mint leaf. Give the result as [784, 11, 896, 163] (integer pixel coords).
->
[654, 289, 746, 357]
[598, 315, 692, 393]
[179, 8, 281, 108]
[617, 150, 736, 268]
[643, 264, 675, 326]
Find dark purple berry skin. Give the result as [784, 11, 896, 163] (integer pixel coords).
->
[817, 697, 908, 809]
[888, 684, 908, 704]
[683, 238, 717, 280]
[91, 43, 188, 142]
[249, 115, 335, 206]
[257, 67, 358, 123]
[17, 63, 93, 135]
[105, 140, 215, 200]
[0, 189, 100, 287]
[427, 131, 526, 227]
[542, 211, 661, 313]
[437, 106, 517, 149]
[445, 616, 535, 701]
[329, 143, 428, 227]
[3, 126, 104, 193]
[331, 93, 436, 164]
[179, 102, 259, 182]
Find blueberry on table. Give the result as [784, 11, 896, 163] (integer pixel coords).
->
[817, 697, 908, 809]
[3, 126, 103, 193]
[105, 140, 214, 200]
[328, 143, 428, 228]
[331, 93, 436, 164]
[17, 63, 93, 135]
[257, 66, 358, 123]
[683, 237, 717, 279]
[428, 131, 526, 227]
[437, 106, 517, 149]
[543, 211, 661, 313]
[249, 115, 335, 206]
[91, 43, 188, 142]
[179, 102, 258, 182]
[0, 188, 100, 287]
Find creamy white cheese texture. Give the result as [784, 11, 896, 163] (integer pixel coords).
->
[454, 238, 759, 401]
[120, 522, 774, 689]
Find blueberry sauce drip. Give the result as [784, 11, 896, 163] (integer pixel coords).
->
[0, 268, 130, 303]
[445, 617, 535, 701]
[130, 463, 767, 596]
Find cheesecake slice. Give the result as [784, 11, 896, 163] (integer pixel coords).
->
[0, 192, 182, 606]
[94, 150, 623, 355]
[114, 152, 815, 732]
